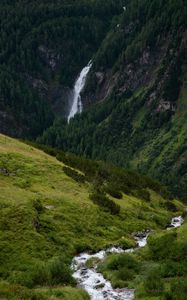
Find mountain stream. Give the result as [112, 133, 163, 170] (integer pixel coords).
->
[71, 216, 184, 300]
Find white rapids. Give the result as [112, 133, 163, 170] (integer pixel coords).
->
[68, 61, 92, 122]
[71, 216, 184, 300]
[72, 233, 149, 300]
[167, 215, 184, 230]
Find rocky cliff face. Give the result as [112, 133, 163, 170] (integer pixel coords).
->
[82, 28, 186, 117]
[27, 45, 73, 117]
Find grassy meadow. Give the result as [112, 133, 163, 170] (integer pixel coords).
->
[0, 134, 185, 299]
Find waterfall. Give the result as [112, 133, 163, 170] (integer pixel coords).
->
[68, 61, 92, 122]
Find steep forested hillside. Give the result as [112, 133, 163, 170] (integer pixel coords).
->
[0, 0, 123, 138]
[0, 0, 186, 199]
[39, 0, 187, 199]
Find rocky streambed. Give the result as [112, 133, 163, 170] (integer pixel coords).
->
[71, 216, 184, 300]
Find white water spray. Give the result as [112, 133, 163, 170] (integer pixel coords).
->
[71, 216, 184, 300]
[68, 61, 92, 122]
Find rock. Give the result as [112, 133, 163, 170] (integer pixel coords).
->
[173, 218, 179, 223]
[45, 205, 55, 210]
[80, 268, 88, 276]
[94, 283, 105, 289]
[166, 223, 173, 228]
[0, 167, 9, 175]
[38, 45, 61, 71]
[134, 231, 147, 239]
[95, 72, 104, 84]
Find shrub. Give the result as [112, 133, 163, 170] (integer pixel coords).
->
[0, 281, 46, 300]
[164, 200, 177, 212]
[170, 279, 187, 300]
[99, 253, 140, 288]
[33, 199, 44, 214]
[8, 271, 34, 288]
[32, 262, 51, 286]
[147, 231, 177, 260]
[90, 191, 120, 215]
[107, 254, 139, 272]
[31, 257, 74, 287]
[144, 268, 164, 296]
[117, 267, 135, 281]
[105, 185, 123, 199]
[49, 256, 75, 285]
[135, 189, 151, 201]
[63, 166, 85, 183]
[138, 189, 151, 201]
[118, 237, 136, 250]
[160, 260, 187, 277]
[170, 240, 187, 261]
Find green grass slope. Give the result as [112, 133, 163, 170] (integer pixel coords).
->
[0, 134, 185, 299]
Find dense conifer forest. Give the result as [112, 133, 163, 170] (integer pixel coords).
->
[0, 0, 123, 137]
[0, 0, 186, 199]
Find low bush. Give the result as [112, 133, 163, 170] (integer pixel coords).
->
[90, 191, 120, 215]
[63, 166, 85, 183]
[32, 262, 51, 286]
[98, 253, 140, 288]
[105, 185, 123, 199]
[117, 237, 136, 250]
[160, 260, 187, 277]
[107, 253, 139, 272]
[170, 239, 187, 261]
[144, 267, 164, 296]
[8, 271, 34, 288]
[31, 257, 74, 287]
[116, 267, 135, 281]
[164, 200, 177, 212]
[0, 281, 46, 300]
[147, 231, 177, 260]
[33, 198, 44, 214]
[170, 279, 187, 300]
[135, 189, 151, 201]
[49, 256, 75, 286]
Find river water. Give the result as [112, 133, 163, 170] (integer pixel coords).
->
[68, 61, 92, 122]
[71, 216, 184, 300]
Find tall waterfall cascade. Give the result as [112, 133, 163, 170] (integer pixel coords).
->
[68, 61, 92, 122]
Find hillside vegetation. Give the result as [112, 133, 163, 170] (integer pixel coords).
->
[0, 134, 185, 299]
[0, 0, 123, 138]
[0, 0, 186, 199]
[98, 221, 187, 300]
[39, 0, 187, 200]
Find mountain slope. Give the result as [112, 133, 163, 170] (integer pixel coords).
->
[0, 0, 124, 138]
[39, 0, 187, 199]
[0, 133, 185, 299]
